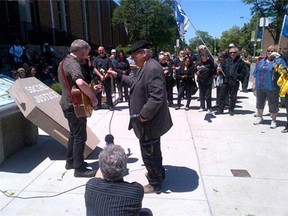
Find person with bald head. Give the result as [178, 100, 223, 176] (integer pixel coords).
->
[92, 46, 114, 111]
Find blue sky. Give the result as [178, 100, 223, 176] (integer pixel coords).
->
[179, 0, 253, 40]
[114, 0, 253, 41]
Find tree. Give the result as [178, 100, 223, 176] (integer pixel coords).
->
[188, 31, 216, 54]
[112, 0, 178, 54]
[218, 26, 242, 51]
[242, 0, 288, 44]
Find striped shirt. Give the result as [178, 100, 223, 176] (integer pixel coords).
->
[85, 178, 144, 216]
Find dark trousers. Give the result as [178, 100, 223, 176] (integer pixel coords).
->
[117, 82, 129, 101]
[97, 77, 113, 107]
[166, 81, 174, 105]
[242, 70, 250, 91]
[139, 138, 165, 190]
[63, 107, 87, 169]
[199, 83, 212, 109]
[218, 81, 240, 112]
[177, 82, 192, 107]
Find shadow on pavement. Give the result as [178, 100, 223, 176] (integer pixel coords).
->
[234, 109, 255, 115]
[162, 165, 199, 193]
[0, 135, 67, 173]
[204, 113, 216, 123]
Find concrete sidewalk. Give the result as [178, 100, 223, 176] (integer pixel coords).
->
[1, 87, 287, 216]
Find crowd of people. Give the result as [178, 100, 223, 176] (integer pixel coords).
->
[4, 37, 288, 215]
[8, 39, 57, 85]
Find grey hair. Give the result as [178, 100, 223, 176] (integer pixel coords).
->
[143, 49, 151, 59]
[70, 39, 91, 53]
[99, 145, 127, 181]
[229, 46, 239, 53]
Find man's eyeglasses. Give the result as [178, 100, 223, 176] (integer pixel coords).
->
[229, 51, 237, 54]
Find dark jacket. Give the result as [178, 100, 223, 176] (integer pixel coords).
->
[120, 58, 173, 140]
[223, 56, 246, 83]
[196, 59, 216, 85]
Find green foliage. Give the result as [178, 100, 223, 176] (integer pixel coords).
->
[50, 82, 62, 95]
[188, 31, 217, 54]
[112, 0, 178, 54]
[218, 26, 242, 51]
[242, 0, 288, 43]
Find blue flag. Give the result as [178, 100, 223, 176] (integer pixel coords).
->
[173, 0, 190, 39]
[281, 15, 288, 38]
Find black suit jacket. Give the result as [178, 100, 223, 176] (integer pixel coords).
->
[121, 58, 173, 140]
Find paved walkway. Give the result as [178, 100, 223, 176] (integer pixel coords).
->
[1, 85, 287, 216]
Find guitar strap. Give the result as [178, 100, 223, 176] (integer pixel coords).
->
[60, 60, 80, 106]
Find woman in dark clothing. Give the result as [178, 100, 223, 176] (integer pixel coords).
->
[175, 56, 195, 110]
[159, 54, 174, 107]
[196, 50, 216, 113]
[114, 50, 130, 102]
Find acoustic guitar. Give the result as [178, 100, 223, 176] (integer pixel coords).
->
[71, 85, 94, 118]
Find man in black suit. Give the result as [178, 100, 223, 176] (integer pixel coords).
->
[108, 40, 173, 194]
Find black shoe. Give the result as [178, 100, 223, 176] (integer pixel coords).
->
[74, 168, 96, 178]
[143, 184, 162, 194]
[108, 106, 114, 111]
[93, 106, 101, 110]
[175, 106, 180, 110]
[65, 161, 88, 170]
[229, 110, 234, 116]
[214, 111, 223, 115]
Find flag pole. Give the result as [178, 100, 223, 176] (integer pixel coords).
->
[277, 15, 287, 53]
[189, 21, 213, 56]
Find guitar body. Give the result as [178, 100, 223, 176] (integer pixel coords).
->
[71, 85, 94, 118]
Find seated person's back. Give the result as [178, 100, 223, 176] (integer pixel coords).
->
[85, 145, 147, 216]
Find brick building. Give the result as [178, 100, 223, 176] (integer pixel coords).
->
[0, 0, 128, 49]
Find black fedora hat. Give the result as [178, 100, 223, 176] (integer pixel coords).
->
[127, 40, 151, 54]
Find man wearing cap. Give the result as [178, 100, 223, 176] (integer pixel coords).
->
[108, 40, 173, 194]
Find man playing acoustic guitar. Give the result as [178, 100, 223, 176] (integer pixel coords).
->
[58, 39, 101, 178]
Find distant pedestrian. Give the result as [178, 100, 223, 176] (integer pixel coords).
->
[196, 50, 216, 113]
[252, 45, 287, 128]
[159, 54, 174, 107]
[241, 48, 252, 92]
[114, 50, 130, 102]
[26, 66, 38, 78]
[92, 46, 114, 111]
[215, 46, 246, 116]
[175, 56, 195, 110]
[9, 39, 24, 70]
[214, 51, 228, 108]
